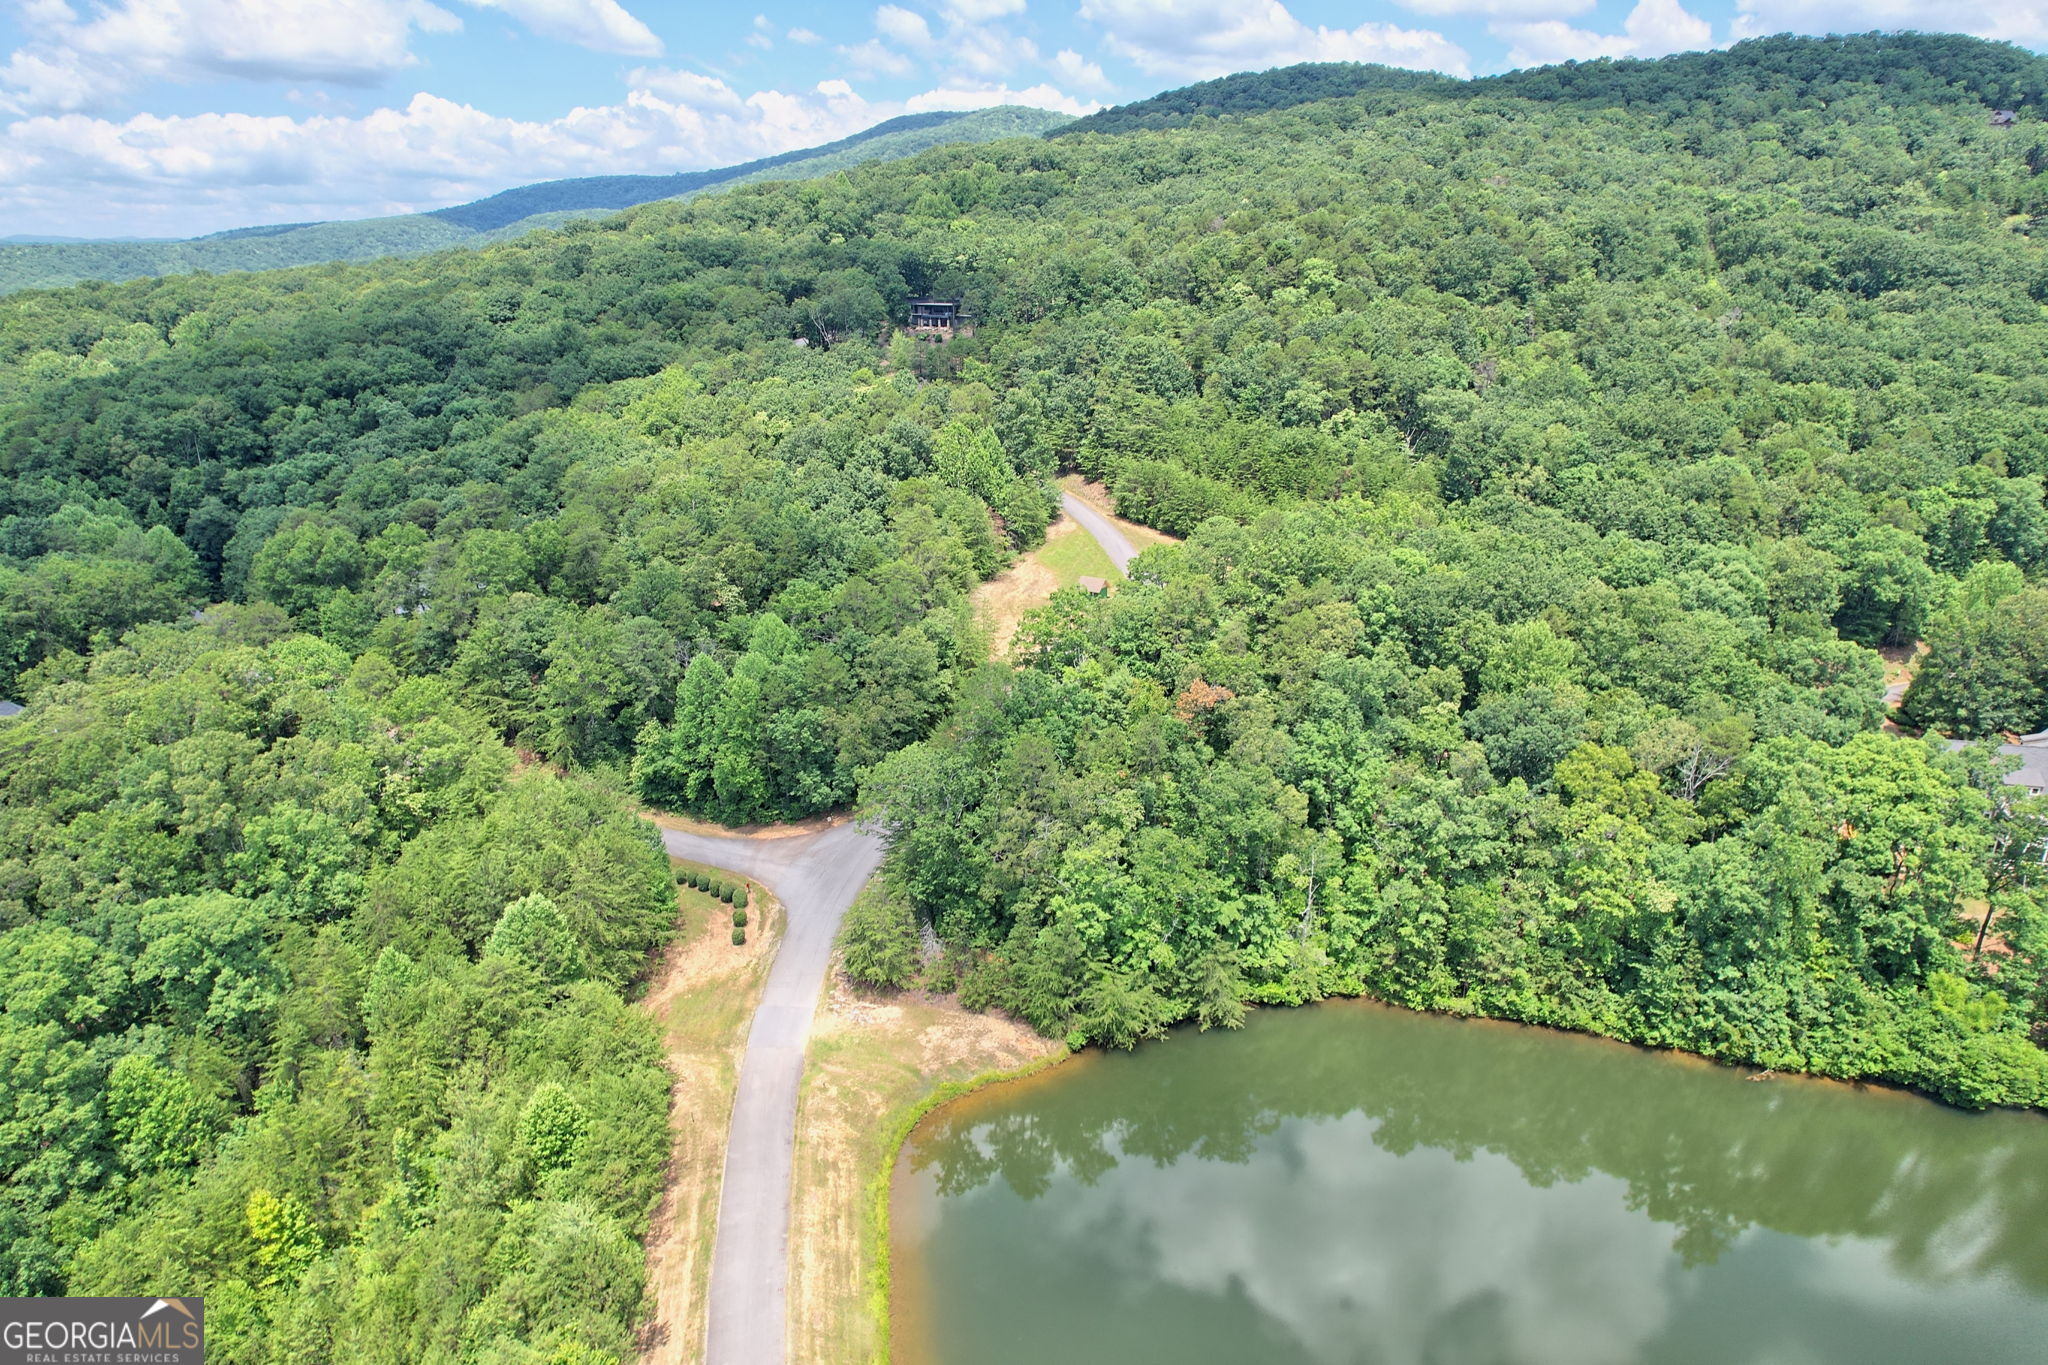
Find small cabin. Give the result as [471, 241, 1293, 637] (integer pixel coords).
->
[1992, 109, 2019, 128]
[907, 297, 971, 341]
[0, 701, 21, 719]
[1077, 575, 1110, 597]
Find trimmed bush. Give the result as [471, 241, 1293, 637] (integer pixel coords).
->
[734, 884, 749, 909]
[731, 926, 746, 946]
[718, 881, 735, 904]
[674, 868, 687, 884]
[732, 908, 747, 929]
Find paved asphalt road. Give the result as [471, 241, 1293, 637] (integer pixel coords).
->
[660, 820, 885, 1365]
[667, 496, 1130, 1362]
[1060, 490, 1139, 574]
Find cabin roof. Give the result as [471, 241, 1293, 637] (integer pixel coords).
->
[0, 700, 21, 718]
[1946, 734, 2048, 792]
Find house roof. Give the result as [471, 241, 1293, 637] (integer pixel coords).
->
[1077, 575, 1109, 593]
[2009, 747, 2048, 791]
[1946, 735, 2048, 791]
[0, 700, 20, 718]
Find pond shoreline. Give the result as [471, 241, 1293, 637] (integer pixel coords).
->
[888, 996, 2048, 1365]
[868, 1046, 1072, 1361]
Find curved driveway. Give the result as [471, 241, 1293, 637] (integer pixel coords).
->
[661, 820, 884, 1365]
[669, 492, 1131, 1362]
[1060, 491, 1139, 574]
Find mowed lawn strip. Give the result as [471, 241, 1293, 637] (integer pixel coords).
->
[1035, 518, 1120, 586]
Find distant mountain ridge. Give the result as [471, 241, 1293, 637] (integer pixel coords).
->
[427, 110, 969, 232]
[0, 106, 1072, 296]
[11, 33, 2039, 298]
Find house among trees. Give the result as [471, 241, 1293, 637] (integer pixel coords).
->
[1996, 731, 2048, 796]
[1948, 729, 2048, 796]
[907, 297, 971, 341]
[1077, 575, 1110, 596]
[0, 701, 20, 718]
[1992, 109, 2019, 127]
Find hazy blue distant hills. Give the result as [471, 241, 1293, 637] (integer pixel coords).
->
[1, 234, 172, 245]
[0, 106, 1072, 295]
[429, 110, 971, 231]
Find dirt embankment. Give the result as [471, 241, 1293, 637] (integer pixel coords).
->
[786, 974, 1063, 1365]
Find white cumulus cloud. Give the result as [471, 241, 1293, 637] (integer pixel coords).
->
[1403, 0, 1594, 15]
[2, 69, 1095, 237]
[1495, 0, 1713, 68]
[941, 0, 1027, 20]
[876, 4, 936, 49]
[626, 67, 746, 109]
[1051, 47, 1114, 93]
[903, 81, 1094, 114]
[1732, 0, 2048, 45]
[1, 0, 462, 113]
[848, 1, 1041, 84]
[1078, 0, 1470, 80]
[0, 0, 667, 116]
[838, 37, 916, 77]
[460, 0, 662, 54]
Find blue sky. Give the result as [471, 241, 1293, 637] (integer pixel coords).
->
[1, 1, 2042, 238]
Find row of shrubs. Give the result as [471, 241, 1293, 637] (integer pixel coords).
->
[675, 864, 754, 944]
[676, 865, 750, 908]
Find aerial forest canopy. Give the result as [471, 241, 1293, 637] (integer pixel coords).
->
[5, 27, 2048, 1354]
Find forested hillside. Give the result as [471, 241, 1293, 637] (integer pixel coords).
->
[1060, 31, 2048, 137]
[6, 28, 2048, 1356]
[1051, 60, 1455, 137]
[0, 609, 676, 1358]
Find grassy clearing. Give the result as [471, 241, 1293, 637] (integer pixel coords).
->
[970, 517, 1077, 658]
[971, 475, 1183, 658]
[787, 975, 1064, 1365]
[636, 859, 780, 1365]
[1035, 519, 1119, 585]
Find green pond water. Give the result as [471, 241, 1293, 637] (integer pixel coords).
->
[892, 1001, 2048, 1365]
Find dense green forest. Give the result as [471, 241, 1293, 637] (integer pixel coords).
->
[1059, 31, 2048, 138]
[0, 107, 1071, 297]
[0, 609, 675, 1358]
[6, 28, 2048, 1357]
[1052, 60, 1456, 137]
